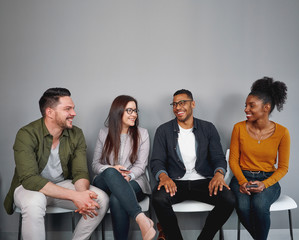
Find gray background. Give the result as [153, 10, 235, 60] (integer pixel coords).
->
[0, 0, 298, 239]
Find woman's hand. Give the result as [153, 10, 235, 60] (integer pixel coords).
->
[113, 165, 131, 179]
[246, 180, 265, 193]
[240, 181, 265, 195]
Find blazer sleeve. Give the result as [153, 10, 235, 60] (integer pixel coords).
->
[128, 128, 150, 180]
[92, 128, 111, 175]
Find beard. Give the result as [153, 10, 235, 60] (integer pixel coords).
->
[176, 111, 192, 123]
[55, 116, 73, 129]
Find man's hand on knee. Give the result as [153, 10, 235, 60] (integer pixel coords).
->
[73, 190, 100, 219]
[158, 173, 177, 197]
[208, 173, 230, 196]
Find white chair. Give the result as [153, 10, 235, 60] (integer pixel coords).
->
[237, 194, 297, 240]
[15, 206, 75, 240]
[171, 149, 232, 240]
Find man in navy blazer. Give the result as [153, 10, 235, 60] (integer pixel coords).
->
[151, 89, 235, 240]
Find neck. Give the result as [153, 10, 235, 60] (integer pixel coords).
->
[121, 126, 129, 134]
[44, 118, 63, 140]
[177, 117, 194, 129]
[250, 118, 271, 130]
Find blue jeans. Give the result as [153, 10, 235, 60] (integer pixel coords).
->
[230, 171, 281, 240]
[93, 168, 146, 240]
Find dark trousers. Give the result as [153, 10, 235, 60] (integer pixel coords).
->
[152, 178, 236, 240]
[93, 168, 146, 240]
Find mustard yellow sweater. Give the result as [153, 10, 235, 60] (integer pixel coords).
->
[229, 121, 290, 188]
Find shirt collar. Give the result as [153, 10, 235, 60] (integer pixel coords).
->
[172, 117, 198, 133]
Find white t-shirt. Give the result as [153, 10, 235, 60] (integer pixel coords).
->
[41, 143, 64, 183]
[177, 125, 205, 181]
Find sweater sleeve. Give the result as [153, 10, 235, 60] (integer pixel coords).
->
[229, 123, 248, 186]
[263, 128, 290, 188]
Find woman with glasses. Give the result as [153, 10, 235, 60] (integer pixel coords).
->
[92, 95, 155, 240]
[229, 77, 290, 240]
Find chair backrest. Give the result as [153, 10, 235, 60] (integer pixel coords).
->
[224, 149, 233, 184]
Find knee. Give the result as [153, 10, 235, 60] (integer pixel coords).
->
[20, 193, 47, 218]
[251, 201, 270, 215]
[90, 186, 109, 211]
[152, 188, 170, 208]
[221, 189, 236, 209]
[102, 167, 119, 178]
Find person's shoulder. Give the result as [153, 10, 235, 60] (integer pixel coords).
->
[156, 119, 175, 131]
[138, 126, 149, 135]
[194, 118, 216, 129]
[138, 127, 150, 141]
[17, 118, 44, 135]
[20, 118, 42, 129]
[194, 118, 212, 125]
[274, 122, 289, 135]
[234, 121, 246, 128]
[99, 127, 108, 135]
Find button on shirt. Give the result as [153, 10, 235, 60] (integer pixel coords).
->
[177, 125, 205, 181]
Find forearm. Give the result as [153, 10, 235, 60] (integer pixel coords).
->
[39, 182, 77, 201]
[74, 178, 90, 192]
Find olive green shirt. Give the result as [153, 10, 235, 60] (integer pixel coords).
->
[4, 118, 89, 215]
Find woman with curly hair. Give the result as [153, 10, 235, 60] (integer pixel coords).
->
[92, 95, 155, 240]
[229, 77, 290, 240]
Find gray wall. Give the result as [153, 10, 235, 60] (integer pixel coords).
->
[1, 0, 299, 238]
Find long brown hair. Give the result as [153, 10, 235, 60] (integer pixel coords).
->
[100, 95, 140, 165]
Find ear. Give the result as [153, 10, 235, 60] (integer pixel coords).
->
[191, 100, 195, 109]
[45, 107, 54, 119]
[264, 103, 271, 113]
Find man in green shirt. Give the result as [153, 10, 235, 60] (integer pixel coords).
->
[4, 88, 109, 240]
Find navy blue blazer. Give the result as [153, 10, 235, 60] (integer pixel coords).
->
[150, 117, 226, 181]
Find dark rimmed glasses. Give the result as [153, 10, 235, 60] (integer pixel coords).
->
[170, 100, 193, 108]
[125, 108, 139, 115]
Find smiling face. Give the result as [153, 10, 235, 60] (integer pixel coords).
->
[122, 101, 138, 131]
[244, 94, 270, 122]
[51, 96, 76, 129]
[172, 93, 195, 123]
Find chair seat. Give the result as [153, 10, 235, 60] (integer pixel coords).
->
[15, 205, 75, 240]
[270, 194, 297, 211]
[15, 206, 75, 214]
[172, 200, 214, 212]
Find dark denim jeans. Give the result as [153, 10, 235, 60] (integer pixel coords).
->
[230, 171, 281, 240]
[152, 178, 235, 240]
[93, 168, 145, 240]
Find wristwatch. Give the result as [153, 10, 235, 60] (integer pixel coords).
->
[215, 169, 225, 176]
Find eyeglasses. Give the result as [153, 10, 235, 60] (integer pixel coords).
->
[170, 100, 193, 108]
[125, 108, 139, 115]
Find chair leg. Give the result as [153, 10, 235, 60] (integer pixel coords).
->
[288, 210, 294, 240]
[219, 227, 224, 240]
[237, 217, 240, 240]
[101, 217, 105, 240]
[18, 214, 22, 240]
[71, 212, 75, 232]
